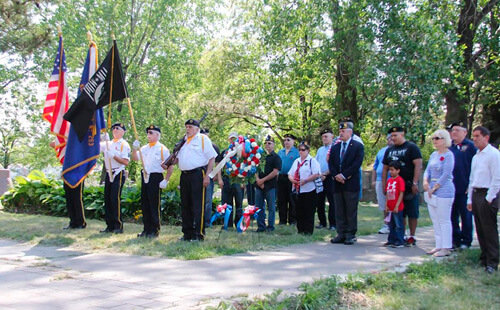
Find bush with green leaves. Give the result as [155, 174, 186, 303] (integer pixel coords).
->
[1, 170, 182, 225]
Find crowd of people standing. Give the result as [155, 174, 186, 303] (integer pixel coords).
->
[58, 117, 500, 274]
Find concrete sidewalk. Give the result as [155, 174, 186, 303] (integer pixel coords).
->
[0, 227, 441, 309]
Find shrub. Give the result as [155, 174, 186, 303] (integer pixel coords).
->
[1, 170, 182, 225]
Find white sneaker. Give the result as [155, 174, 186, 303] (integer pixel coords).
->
[378, 225, 390, 234]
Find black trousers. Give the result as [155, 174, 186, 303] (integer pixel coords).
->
[180, 168, 205, 240]
[296, 190, 318, 234]
[334, 190, 360, 238]
[316, 176, 335, 227]
[141, 172, 163, 235]
[277, 174, 296, 224]
[471, 189, 499, 269]
[221, 179, 244, 227]
[64, 182, 86, 227]
[104, 171, 126, 230]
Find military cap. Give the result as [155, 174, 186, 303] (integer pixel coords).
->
[447, 121, 467, 131]
[320, 128, 333, 135]
[388, 126, 404, 134]
[339, 122, 353, 130]
[111, 122, 126, 131]
[185, 118, 200, 127]
[265, 135, 274, 142]
[298, 141, 310, 150]
[146, 125, 161, 133]
[283, 133, 297, 140]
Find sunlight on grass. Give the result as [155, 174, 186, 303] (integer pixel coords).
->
[209, 250, 500, 310]
[0, 202, 431, 260]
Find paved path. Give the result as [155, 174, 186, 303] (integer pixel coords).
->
[0, 227, 444, 309]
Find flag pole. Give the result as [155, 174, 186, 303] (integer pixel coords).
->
[90, 31, 113, 183]
[110, 34, 149, 182]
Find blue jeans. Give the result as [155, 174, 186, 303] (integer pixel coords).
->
[388, 211, 405, 245]
[256, 187, 276, 230]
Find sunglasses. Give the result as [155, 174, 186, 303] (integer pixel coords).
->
[147, 131, 155, 135]
[431, 137, 443, 140]
[299, 148, 307, 151]
[112, 126, 121, 130]
[284, 138, 292, 142]
[265, 142, 274, 145]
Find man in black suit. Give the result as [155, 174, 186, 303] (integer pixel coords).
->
[328, 121, 364, 245]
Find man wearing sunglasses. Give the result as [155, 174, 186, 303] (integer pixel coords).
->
[99, 123, 130, 234]
[277, 133, 300, 225]
[132, 125, 170, 238]
[255, 135, 282, 232]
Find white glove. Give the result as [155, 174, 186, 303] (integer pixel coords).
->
[159, 179, 168, 189]
[106, 149, 117, 159]
[133, 140, 141, 150]
[101, 132, 110, 141]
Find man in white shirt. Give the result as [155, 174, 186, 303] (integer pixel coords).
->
[100, 123, 130, 234]
[165, 118, 217, 241]
[132, 125, 170, 238]
[467, 126, 500, 274]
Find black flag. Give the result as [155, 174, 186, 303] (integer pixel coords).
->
[64, 40, 128, 141]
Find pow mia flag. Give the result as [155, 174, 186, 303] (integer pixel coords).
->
[64, 40, 128, 141]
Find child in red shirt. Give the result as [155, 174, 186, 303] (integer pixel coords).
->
[385, 161, 405, 248]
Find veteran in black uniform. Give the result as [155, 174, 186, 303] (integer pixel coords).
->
[165, 119, 217, 241]
[99, 123, 131, 234]
[132, 125, 170, 238]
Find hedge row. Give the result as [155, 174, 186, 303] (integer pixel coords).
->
[1, 170, 184, 225]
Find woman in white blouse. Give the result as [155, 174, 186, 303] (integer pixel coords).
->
[288, 142, 321, 234]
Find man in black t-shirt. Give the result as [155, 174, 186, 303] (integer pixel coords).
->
[255, 135, 282, 232]
[382, 126, 423, 247]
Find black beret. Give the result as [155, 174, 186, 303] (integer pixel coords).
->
[447, 121, 467, 130]
[320, 128, 333, 135]
[185, 118, 200, 127]
[111, 123, 126, 131]
[283, 133, 297, 140]
[388, 126, 404, 134]
[146, 125, 161, 133]
[339, 122, 353, 130]
[265, 135, 274, 142]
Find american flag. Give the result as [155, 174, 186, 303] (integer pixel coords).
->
[43, 36, 70, 164]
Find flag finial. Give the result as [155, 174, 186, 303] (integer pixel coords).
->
[87, 31, 93, 43]
[57, 25, 62, 37]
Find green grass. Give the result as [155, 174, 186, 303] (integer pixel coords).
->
[210, 249, 500, 310]
[0, 202, 431, 260]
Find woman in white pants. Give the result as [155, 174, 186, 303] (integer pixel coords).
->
[423, 129, 455, 257]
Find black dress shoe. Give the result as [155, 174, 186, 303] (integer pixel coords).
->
[315, 224, 325, 229]
[178, 236, 190, 241]
[344, 238, 355, 245]
[137, 231, 146, 238]
[62, 225, 73, 230]
[485, 266, 496, 274]
[100, 228, 113, 233]
[330, 236, 346, 244]
[113, 229, 124, 234]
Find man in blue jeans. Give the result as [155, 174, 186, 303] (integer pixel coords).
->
[256, 135, 282, 232]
